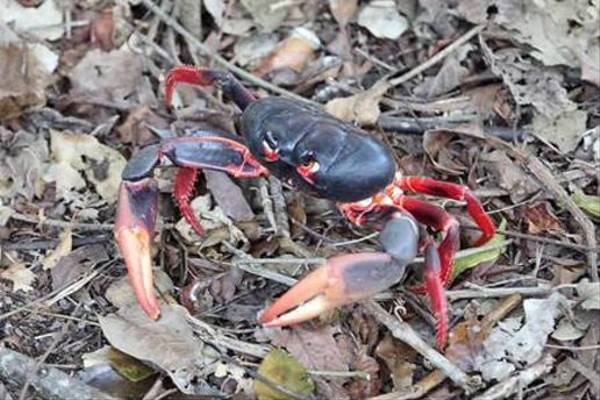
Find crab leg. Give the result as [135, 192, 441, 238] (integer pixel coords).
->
[397, 176, 496, 245]
[115, 135, 268, 319]
[165, 66, 256, 110]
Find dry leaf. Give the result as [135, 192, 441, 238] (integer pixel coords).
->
[241, 0, 288, 32]
[204, 0, 225, 27]
[254, 28, 321, 77]
[271, 326, 349, 372]
[523, 202, 567, 236]
[42, 229, 73, 271]
[205, 171, 255, 222]
[325, 79, 390, 125]
[44, 130, 126, 202]
[69, 49, 143, 101]
[329, 0, 358, 26]
[0, 262, 35, 292]
[414, 44, 473, 98]
[0, 24, 58, 120]
[577, 280, 600, 310]
[0, 0, 63, 40]
[233, 33, 280, 67]
[99, 302, 220, 395]
[531, 109, 588, 153]
[357, 0, 409, 40]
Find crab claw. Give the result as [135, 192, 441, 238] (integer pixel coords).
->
[114, 178, 160, 319]
[259, 253, 405, 327]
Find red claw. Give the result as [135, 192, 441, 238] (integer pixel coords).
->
[260, 253, 402, 327]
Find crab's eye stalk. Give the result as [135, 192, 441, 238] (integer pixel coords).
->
[296, 151, 319, 183]
[262, 130, 279, 161]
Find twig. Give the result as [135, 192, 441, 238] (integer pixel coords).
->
[473, 353, 554, 400]
[268, 176, 290, 238]
[488, 137, 598, 281]
[139, 0, 318, 106]
[0, 347, 116, 400]
[364, 301, 480, 393]
[446, 284, 553, 300]
[545, 344, 600, 351]
[10, 212, 113, 231]
[259, 179, 277, 233]
[389, 25, 485, 87]
[0, 234, 110, 251]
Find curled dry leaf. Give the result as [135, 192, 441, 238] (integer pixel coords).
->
[0, 24, 58, 120]
[100, 281, 220, 395]
[325, 79, 390, 126]
[357, 0, 409, 40]
[0, 262, 35, 292]
[44, 130, 126, 202]
[255, 349, 315, 400]
[253, 28, 321, 77]
[0, 0, 63, 40]
[42, 229, 73, 271]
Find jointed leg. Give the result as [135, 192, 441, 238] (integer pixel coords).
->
[173, 167, 204, 237]
[397, 176, 495, 245]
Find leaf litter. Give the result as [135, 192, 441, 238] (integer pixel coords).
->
[0, 0, 598, 398]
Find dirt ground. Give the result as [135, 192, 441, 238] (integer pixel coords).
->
[0, 0, 599, 399]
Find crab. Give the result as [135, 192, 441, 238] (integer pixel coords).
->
[114, 66, 497, 348]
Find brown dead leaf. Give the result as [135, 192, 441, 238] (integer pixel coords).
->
[271, 327, 350, 372]
[253, 28, 321, 77]
[205, 171, 255, 222]
[329, 0, 358, 26]
[51, 244, 109, 290]
[69, 48, 143, 101]
[116, 105, 168, 145]
[523, 202, 567, 236]
[325, 79, 390, 126]
[422, 131, 467, 175]
[0, 128, 48, 200]
[482, 150, 540, 203]
[357, 0, 409, 40]
[42, 229, 73, 271]
[0, 24, 58, 120]
[414, 44, 473, 98]
[90, 8, 114, 51]
[0, 262, 35, 292]
[374, 334, 417, 391]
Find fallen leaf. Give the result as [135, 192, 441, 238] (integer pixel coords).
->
[204, 0, 225, 27]
[531, 109, 588, 153]
[69, 48, 143, 102]
[346, 347, 381, 398]
[99, 303, 220, 395]
[254, 28, 321, 77]
[551, 317, 586, 342]
[0, 128, 48, 200]
[357, 0, 409, 40]
[205, 171, 255, 222]
[374, 334, 417, 391]
[329, 0, 358, 26]
[0, 0, 63, 40]
[241, 0, 288, 32]
[255, 349, 315, 400]
[106, 348, 155, 383]
[115, 105, 168, 145]
[452, 219, 507, 278]
[572, 189, 600, 218]
[271, 326, 349, 372]
[42, 229, 73, 271]
[422, 131, 467, 175]
[577, 280, 600, 311]
[473, 292, 569, 381]
[44, 130, 126, 202]
[414, 44, 473, 98]
[325, 79, 390, 125]
[233, 33, 280, 67]
[0, 262, 35, 292]
[51, 244, 109, 290]
[90, 8, 115, 51]
[0, 205, 14, 226]
[523, 202, 567, 236]
[482, 150, 539, 203]
[0, 24, 58, 120]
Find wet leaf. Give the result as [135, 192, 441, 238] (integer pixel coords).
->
[452, 219, 507, 278]
[106, 348, 155, 383]
[0, 262, 35, 292]
[357, 0, 409, 40]
[325, 79, 390, 125]
[572, 190, 600, 218]
[255, 349, 315, 400]
[42, 229, 73, 271]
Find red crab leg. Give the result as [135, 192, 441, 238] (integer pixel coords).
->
[422, 238, 448, 349]
[173, 167, 204, 237]
[397, 176, 496, 246]
[165, 66, 256, 110]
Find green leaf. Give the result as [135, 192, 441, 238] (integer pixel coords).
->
[452, 219, 508, 278]
[107, 347, 155, 383]
[255, 348, 315, 400]
[572, 190, 600, 217]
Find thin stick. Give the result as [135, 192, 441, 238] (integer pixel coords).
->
[139, 0, 318, 106]
[364, 301, 480, 393]
[10, 212, 113, 231]
[389, 25, 485, 87]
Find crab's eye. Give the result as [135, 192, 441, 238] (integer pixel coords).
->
[262, 131, 279, 161]
[297, 152, 320, 177]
